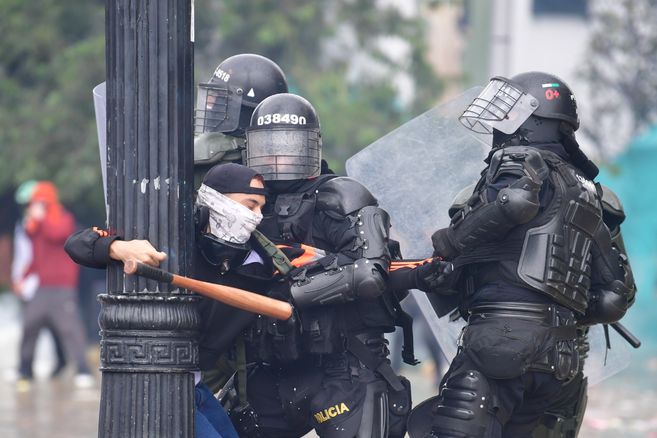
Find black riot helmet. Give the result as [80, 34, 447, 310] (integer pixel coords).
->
[245, 93, 322, 181]
[194, 54, 288, 138]
[459, 72, 579, 144]
[461, 71, 599, 178]
[510, 72, 579, 130]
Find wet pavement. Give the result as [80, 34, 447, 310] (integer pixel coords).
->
[1, 292, 656, 438]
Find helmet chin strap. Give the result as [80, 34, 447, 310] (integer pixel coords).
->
[559, 122, 599, 179]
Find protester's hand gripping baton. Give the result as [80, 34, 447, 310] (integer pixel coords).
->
[123, 260, 293, 320]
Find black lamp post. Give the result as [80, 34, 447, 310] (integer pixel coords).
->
[98, 1, 197, 436]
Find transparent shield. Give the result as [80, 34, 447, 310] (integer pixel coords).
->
[92, 82, 108, 217]
[347, 87, 489, 259]
[584, 324, 630, 386]
[346, 87, 489, 360]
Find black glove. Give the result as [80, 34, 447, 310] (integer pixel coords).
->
[578, 280, 629, 325]
[417, 259, 454, 292]
[431, 228, 459, 259]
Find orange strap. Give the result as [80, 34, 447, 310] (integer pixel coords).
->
[92, 226, 109, 237]
[276, 244, 326, 268]
[389, 258, 435, 272]
[277, 241, 438, 272]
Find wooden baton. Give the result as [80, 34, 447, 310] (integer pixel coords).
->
[123, 260, 293, 320]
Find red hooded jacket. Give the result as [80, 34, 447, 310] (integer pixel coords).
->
[24, 182, 79, 289]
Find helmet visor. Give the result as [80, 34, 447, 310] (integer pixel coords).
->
[459, 77, 539, 135]
[246, 129, 321, 181]
[194, 82, 243, 135]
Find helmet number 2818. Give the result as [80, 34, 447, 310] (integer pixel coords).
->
[257, 113, 307, 126]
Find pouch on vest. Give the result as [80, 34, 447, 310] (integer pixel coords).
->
[462, 317, 554, 379]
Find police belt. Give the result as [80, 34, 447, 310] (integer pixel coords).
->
[468, 302, 578, 342]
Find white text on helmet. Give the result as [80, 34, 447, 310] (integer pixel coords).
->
[212, 67, 231, 83]
[257, 113, 307, 126]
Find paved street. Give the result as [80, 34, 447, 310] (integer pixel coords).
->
[1, 292, 656, 438]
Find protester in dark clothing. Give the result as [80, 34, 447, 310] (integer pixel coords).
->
[66, 163, 271, 438]
[17, 181, 93, 389]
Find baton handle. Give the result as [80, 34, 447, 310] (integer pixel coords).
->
[610, 321, 641, 349]
[124, 260, 293, 320]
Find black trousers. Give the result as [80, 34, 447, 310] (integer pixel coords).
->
[437, 351, 563, 438]
[246, 353, 390, 438]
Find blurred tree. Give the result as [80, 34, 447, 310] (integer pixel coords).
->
[0, 0, 106, 223]
[0, 0, 440, 221]
[195, 0, 442, 170]
[580, 0, 657, 158]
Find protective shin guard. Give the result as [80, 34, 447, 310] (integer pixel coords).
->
[431, 370, 497, 438]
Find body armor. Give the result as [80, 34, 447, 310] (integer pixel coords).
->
[255, 177, 397, 357]
[515, 150, 604, 313]
[261, 175, 336, 244]
[450, 146, 607, 314]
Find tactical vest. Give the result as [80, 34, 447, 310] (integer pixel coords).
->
[463, 150, 604, 314]
[259, 175, 337, 245]
[254, 176, 401, 361]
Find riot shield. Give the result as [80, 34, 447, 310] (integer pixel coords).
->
[346, 87, 489, 366]
[584, 324, 630, 386]
[345, 87, 630, 389]
[93, 82, 108, 216]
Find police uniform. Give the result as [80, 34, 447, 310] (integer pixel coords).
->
[239, 93, 445, 438]
[410, 72, 636, 438]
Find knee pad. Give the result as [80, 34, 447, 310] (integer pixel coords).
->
[432, 370, 497, 438]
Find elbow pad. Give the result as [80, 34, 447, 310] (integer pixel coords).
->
[579, 280, 629, 325]
[434, 177, 541, 256]
[349, 205, 392, 261]
[610, 227, 636, 307]
[290, 258, 387, 308]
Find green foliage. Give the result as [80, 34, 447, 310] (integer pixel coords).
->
[195, 0, 442, 171]
[0, 0, 105, 222]
[0, 0, 440, 221]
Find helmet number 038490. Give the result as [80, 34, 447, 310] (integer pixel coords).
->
[257, 113, 307, 126]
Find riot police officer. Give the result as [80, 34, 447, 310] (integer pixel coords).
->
[241, 93, 446, 438]
[410, 72, 636, 437]
[194, 53, 334, 180]
[193, 53, 289, 179]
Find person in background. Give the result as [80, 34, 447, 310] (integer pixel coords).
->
[16, 181, 93, 390]
[11, 180, 69, 383]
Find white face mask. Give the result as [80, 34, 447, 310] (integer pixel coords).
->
[196, 184, 263, 244]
